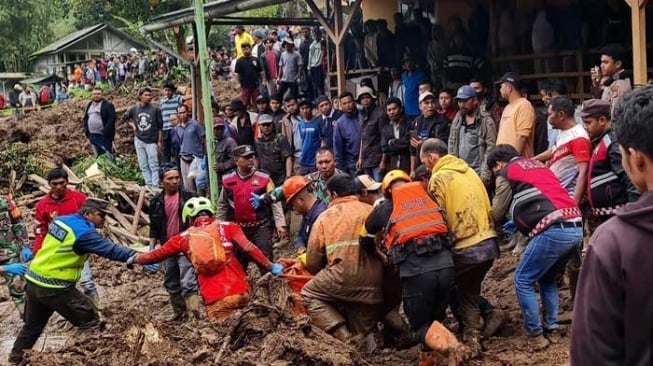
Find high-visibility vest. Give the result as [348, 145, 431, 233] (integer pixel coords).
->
[383, 182, 448, 249]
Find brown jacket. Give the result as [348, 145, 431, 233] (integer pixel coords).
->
[304, 196, 384, 304]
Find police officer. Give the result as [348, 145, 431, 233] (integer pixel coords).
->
[360, 170, 455, 366]
[9, 198, 156, 364]
[0, 194, 29, 318]
[217, 145, 287, 270]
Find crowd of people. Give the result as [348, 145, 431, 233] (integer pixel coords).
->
[0, 10, 650, 366]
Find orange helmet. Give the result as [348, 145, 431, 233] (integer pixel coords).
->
[382, 170, 411, 193]
[283, 176, 312, 204]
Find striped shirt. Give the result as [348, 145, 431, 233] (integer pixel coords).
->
[160, 95, 183, 131]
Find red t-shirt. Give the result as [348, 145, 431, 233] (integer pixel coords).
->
[164, 192, 180, 240]
[265, 50, 278, 80]
[33, 189, 87, 253]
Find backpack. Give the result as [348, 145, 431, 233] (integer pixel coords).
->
[187, 222, 227, 275]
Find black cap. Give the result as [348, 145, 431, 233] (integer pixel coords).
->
[229, 99, 244, 112]
[82, 198, 112, 214]
[298, 98, 314, 108]
[495, 72, 521, 89]
[233, 145, 257, 157]
[256, 94, 269, 104]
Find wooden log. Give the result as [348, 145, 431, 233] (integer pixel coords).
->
[28, 174, 50, 188]
[62, 164, 83, 185]
[107, 225, 148, 244]
[132, 190, 146, 234]
[15, 175, 27, 192]
[110, 206, 133, 231]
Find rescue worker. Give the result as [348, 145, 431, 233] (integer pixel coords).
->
[361, 170, 455, 365]
[33, 168, 98, 306]
[149, 164, 201, 320]
[301, 174, 384, 350]
[581, 99, 639, 227]
[420, 138, 498, 357]
[282, 176, 327, 254]
[131, 197, 283, 320]
[217, 145, 287, 270]
[0, 194, 29, 317]
[487, 145, 583, 351]
[354, 175, 383, 206]
[9, 198, 156, 364]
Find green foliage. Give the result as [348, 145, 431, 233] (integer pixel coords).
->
[72, 154, 145, 185]
[0, 142, 48, 179]
[68, 88, 92, 99]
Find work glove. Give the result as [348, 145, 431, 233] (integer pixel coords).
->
[502, 220, 517, 236]
[3, 263, 27, 276]
[270, 263, 284, 276]
[20, 247, 33, 262]
[143, 264, 159, 273]
[250, 192, 274, 209]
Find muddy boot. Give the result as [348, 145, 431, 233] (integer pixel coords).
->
[417, 350, 435, 366]
[331, 324, 353, 342]
[168, 293, 187, 321]
[184, 292, 202, 320]
[527, 334, 550, 351]
[8, 349, 24, 365]
[463, 330, 482, 359]
[482, 309, 507, 339]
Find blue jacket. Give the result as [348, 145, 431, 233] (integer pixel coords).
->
[334, 110, 361, 172]
[66, 215, 136, 260]
[295, 200, 328, 249]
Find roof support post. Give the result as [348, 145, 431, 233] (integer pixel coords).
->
[627, 0, 647, 85]
[193, 0, 219, 205]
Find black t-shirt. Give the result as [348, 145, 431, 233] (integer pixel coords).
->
[235, 56, 262, 88]
[125, 103, 163, 143]
[255, 134, 293, 186]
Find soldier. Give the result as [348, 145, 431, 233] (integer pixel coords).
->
[0, 194, 30, 317]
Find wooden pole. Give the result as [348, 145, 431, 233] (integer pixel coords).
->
[334, 0, 346, 95]
[131, 189, 146, 234]
[629, 0, 647, 85]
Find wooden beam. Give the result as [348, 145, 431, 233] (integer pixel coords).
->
[337, 0, 364, 45]
[629, 0, 647, 85]
[334, 0, 346, 95]
[305, 0, 336, 41]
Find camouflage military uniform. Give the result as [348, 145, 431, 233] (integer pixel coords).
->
[0, 195, 29, 316]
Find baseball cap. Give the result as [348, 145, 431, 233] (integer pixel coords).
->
[455, 85, 477, 100]
[233, 145, 257, 157]
[494, 72, 521, 89]
[356, 175, 382, 191]
[258, 114, 274, 124]
[419, 91, 436, 103]
[213, 117, 226, 127]
[256, 95, 269, 104]
[82, 198, 112, 214]
[580, 99, 611, 117]
[356, 86, 377, 102]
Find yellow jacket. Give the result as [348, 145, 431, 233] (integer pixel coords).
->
[428, 155, 496, 249]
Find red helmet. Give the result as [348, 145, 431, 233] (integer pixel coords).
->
[283, 176, 312, 204]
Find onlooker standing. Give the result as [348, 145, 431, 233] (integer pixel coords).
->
[123, 87, 163, 187]
[234, 43, 265, 109]
[381, 98, 412, 174]
[388, 67, 405, 105]
[255, 114, 293, 187]
[263, 38, 280, 97]
[173, 105, 205, 193]
[19, 86, 37, 113]
[229, 99, 256, 146]
[212, 117, 238, 181]
[55, 85, 70, 103]
[580, 99, 639, 226]
[495, 72, 536, 157]
[334, 92, 361, 175]
[571, 86, 653, 366]
[277, 39, 302, 99]
[590, 44, 632, 108]
[409, 92, 450, 176]
[295, 100, 321, 175]
[401, 57, 428, 119]
[308, 28, 325, 99]
[448, 85, 497, 185]
[234, 25, 254, 59]
[316, 95, 342, 149]
[83, 87, 116, 156]
[9, 84, 22, 116]
[160, 83, 183, 163]
[357, 87, 388, 181]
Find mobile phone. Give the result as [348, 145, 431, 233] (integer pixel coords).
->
[410, 130, 419, 139]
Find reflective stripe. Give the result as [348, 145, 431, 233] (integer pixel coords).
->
[25, 269, 75, 289]
[590, 171, 618, 189]
[395, 220, 446, 238]
[326, 240, 358, 255]
[389, 207, 443, 224]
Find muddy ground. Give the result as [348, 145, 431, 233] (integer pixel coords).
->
[0, 248, 573, 366]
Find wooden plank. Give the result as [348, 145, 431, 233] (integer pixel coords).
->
[631, 1, 647, 85]
[28, 174, 50, 188]
[131, 190, 146, 234]
[118, 191, 138, 210]
[305, 0, 336, 41]
[62, 164, 82, 185]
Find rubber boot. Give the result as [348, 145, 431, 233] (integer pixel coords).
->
[331, 324, 353, 342]
[168, 293, 187, 321]
[184, 292, 202, 320]
[482, 309, 507, 339]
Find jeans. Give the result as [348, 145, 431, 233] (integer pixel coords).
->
[78, 259, 98, 297]
[134, 137, 159, 186]
[163, 255, 199, 296]
[514, 224, 583, 336]
[11, 282, 99, 361]
[162, 129, 173, 163]
[310, 66, 324, 98]
[402, 267, 455, 345]
[362, 167, 382, 182]
[88, 134, 113, 156]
